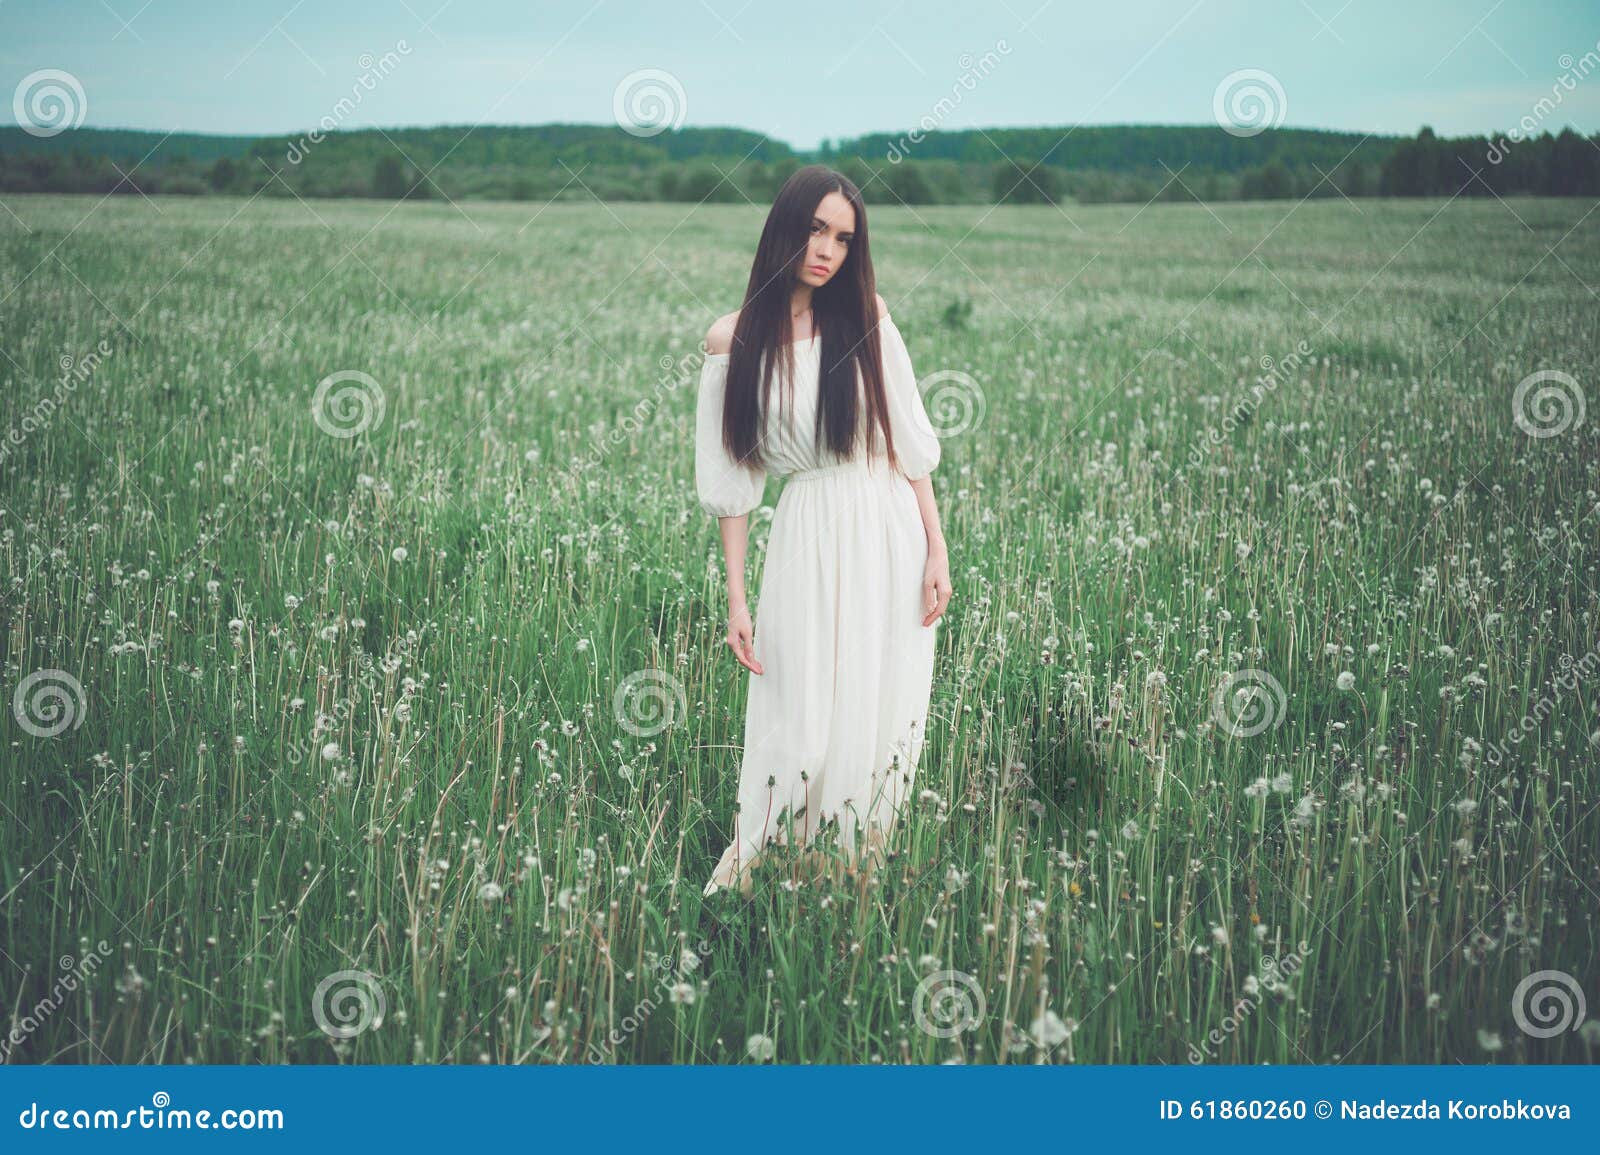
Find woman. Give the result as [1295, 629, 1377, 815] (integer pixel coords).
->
[694, 165, 953, 897]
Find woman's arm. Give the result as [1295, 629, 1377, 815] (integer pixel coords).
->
[718, 513, 764, 674]
[909, 475, 952, 626]
[698, 312, 766, 674]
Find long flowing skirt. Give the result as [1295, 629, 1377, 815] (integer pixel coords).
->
[703, 462, 937, 896]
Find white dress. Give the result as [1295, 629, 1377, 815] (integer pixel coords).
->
[694, 314, 943, 896]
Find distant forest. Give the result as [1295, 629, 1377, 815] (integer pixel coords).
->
[2, 121, 1596, 203]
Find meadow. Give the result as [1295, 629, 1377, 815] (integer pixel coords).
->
[1, 188, 1596, 1064]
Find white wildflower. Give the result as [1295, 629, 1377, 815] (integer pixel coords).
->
[1030, 1010, 1076, 1047]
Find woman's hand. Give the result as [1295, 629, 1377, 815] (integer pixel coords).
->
[726, 604, 764, 675]
[922, 545, 952, 626]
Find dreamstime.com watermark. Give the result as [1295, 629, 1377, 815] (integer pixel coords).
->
[11, 668, 88, 738]
[1186, 340, 1314, 468]
[1482, 641, 1600, 767]
[1487, 40, 1600, 165]
[311, 969, 386, 1039]
[1510, 969, 1588, 1038]
[885, 40, 1011, 163]
[1, 942, 112, 1062]
[12, 69, 87, 137]
[284, 42, 412, 165]
[311, 369, 387, 438]
[560, 348, 703, 486]
[1188, 951, 1304, 1062]
[919, 368, 986, 438]
[585, 940, 714, 1062]
[17, 1092, 284, 1132]
[0, 339, 113, 466]
[1213, 69, 1287, 138]
[1511, 369, 1585, 439]
[1211, 668, 1288, 738]
[913, 968, 987, 1038]
[613, 668, 687, 738]
[613, 68, 687, 138]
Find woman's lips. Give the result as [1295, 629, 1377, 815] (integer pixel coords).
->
[808, 265, 829, 275]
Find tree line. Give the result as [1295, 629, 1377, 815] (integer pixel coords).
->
[2, 122, 1595, 203]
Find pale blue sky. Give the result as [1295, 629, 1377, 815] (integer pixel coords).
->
[3, 0, 1597, 148]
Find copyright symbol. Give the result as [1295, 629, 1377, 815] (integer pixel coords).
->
[1314, 1100, 1332, 1119]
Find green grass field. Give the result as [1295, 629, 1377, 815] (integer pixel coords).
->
[1, 191, 1596, 1064]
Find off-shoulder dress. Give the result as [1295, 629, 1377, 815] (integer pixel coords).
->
[693, 313, 943, 896]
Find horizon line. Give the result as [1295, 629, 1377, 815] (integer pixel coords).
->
[10, 119, 1594, 146]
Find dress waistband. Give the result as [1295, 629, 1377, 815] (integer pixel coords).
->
[784, 461, 881, 483]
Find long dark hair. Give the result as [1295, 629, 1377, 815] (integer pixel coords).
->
[718, 165, 902, 475]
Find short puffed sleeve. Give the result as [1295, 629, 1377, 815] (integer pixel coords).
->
[878, 315, 942, 480]
[694, 353, 767, 518]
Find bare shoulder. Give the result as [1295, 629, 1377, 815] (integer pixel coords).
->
[704, 310, 739, 355]
[874, 292, 890, 321]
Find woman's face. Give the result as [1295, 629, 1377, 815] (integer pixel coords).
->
[797, 191, 856, 288]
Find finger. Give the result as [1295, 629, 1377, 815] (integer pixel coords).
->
[744, 634, 764, 675]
